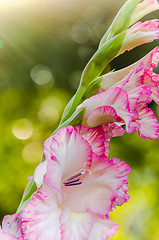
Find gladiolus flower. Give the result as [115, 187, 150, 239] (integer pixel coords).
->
[78, 47, 159, 140]
[21, 126, 130, 240]
[100, 47, 159, 96]
[77, 87, 134, 130]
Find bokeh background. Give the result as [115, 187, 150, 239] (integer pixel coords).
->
[0, 0, 159, 239]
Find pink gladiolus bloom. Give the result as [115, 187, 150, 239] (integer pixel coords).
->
[118, 20, 159, 56]
[21, 126, 130, 240]
[34, 124, 125, 188]
[100, 47, 159, 96]
[101, 47, 159, 104]
[2, 214, 22, 240]
[113, 63, 159, 139]
[77, 87, 134, 130]
[78, 47, 159, 140]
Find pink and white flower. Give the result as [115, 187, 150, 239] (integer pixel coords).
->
[77, 87, 134, 129]
[113, 63, 159, 139]
[100, 47, 159, 95]
[78, 47, 159, 140]
[34, 124, 125, 188]
[101, 47, 159, 105]
[21, 126, 130, 240]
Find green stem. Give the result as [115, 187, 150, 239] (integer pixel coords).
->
[60, 84, 86, 124]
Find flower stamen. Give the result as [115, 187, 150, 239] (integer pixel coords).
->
[64, 181, 82, 187]
[63, 168, 91, 187]
[64, 173, 81, 182]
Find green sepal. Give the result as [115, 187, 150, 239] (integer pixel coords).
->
[54, 107, 86, 134]
[99, 0, 141, 46]
[60, 96, 74, 124]
[64, 106, 86, 126]
[84, 77, 103, 99]
[81, 31, 126, 86]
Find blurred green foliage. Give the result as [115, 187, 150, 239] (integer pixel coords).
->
[0, 1, 158, 239]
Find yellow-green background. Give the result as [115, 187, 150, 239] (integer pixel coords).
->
[0, 1, 159, 239]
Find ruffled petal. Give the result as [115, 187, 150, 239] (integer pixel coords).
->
[144, 69, 159, 104]
[102, 62, 153, 111]
[22, 184, 61, 240]
[88, 215, 118, 240]
[86, 156, 131, 214]
[116, 64, 152, 103]
[102, 123, 125, 139]
[135, 103, 159, 139]
[102, 123, 125, 156]
[101, 47, 159, 92]
[44, 126, 92, 183]
[119, 20, 159, 55]
[112, 180, 130, 208]
[73, 125, 106, 156]
[99, 47, 159, 139]
[127, 120, 141, 135]
[64, 155, 130, 215]
[60, 208, 93, 240]
[87, 106, 123, 127]
[78, 87, 133, 130]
